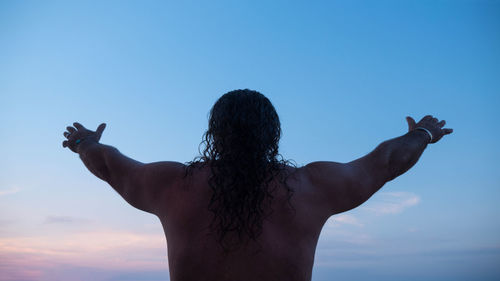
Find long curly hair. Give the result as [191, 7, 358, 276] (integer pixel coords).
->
[187, 89, 294, 250]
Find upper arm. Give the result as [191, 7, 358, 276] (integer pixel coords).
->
[121, 161, 185, 215]
[80, 143, 185, 216]
[305, 148, 389, 215]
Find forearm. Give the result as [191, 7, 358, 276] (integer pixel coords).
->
[77, 141, 141, 188]
[375, 129, 430, 182]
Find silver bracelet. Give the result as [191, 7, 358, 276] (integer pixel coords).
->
[415, 127, 433, 142]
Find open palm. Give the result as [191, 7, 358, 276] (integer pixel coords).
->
[62, 122, 106, 153]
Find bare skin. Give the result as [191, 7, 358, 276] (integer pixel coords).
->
[62, 115, 452, 281]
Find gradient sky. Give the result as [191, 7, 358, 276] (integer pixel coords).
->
[1, 1, 499, 280]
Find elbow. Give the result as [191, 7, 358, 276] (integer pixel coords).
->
[357, 180, 386, 207]
[377, 139, 413, 182]
[341, 180, 384, 213]
[387, 149, 414, 181]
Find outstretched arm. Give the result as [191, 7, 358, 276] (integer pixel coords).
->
[62, 122, 183, 215]
[305, 115, 453, 216]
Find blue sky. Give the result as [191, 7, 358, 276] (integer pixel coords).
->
[1, 1, 499, 280]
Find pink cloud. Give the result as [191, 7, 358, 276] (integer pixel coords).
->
[0, 187, 21, 197]
[0, 230, 168, 281]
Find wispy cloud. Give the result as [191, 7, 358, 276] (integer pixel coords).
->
[362, 192, 420, 215]
[0, 187, 21, 196]
[321, 192, 419, 232]
[43, 216, 90, 224]
[319, 192, 421, 247]
[332, 214, 364, 227]
[321, 216, 372, 245]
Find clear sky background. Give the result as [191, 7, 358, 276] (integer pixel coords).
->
[1, 1, 499, 280]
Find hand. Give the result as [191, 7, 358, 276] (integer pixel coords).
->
[406, 115, 453, 144]
[62, 122, 106, 153]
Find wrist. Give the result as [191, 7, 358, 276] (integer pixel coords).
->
[414, 127, 433, 143]
[410, 129, 432, 144]
[76, 137, 99, 154]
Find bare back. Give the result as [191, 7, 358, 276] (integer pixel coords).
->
[158, 165, 328, 281]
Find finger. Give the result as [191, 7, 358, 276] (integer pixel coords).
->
[96, 123, 106, 136]
[431, 117, 438, 123]
[437, 120, 446, 128]
[406, 116, 416, 131]
[66, 126, 76, 133]
[62, 140, 68, 147]
[63, 132, 70, 138]
[443, 128, 453, 135]
[73, 122, 85, 130]
[423, 115, 433, 120]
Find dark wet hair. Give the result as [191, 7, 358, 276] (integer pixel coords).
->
[188, 89, 294, 250]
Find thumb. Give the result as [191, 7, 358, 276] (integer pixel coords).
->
[406, 116, 416, 131]
[96, 123, 106, 140]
